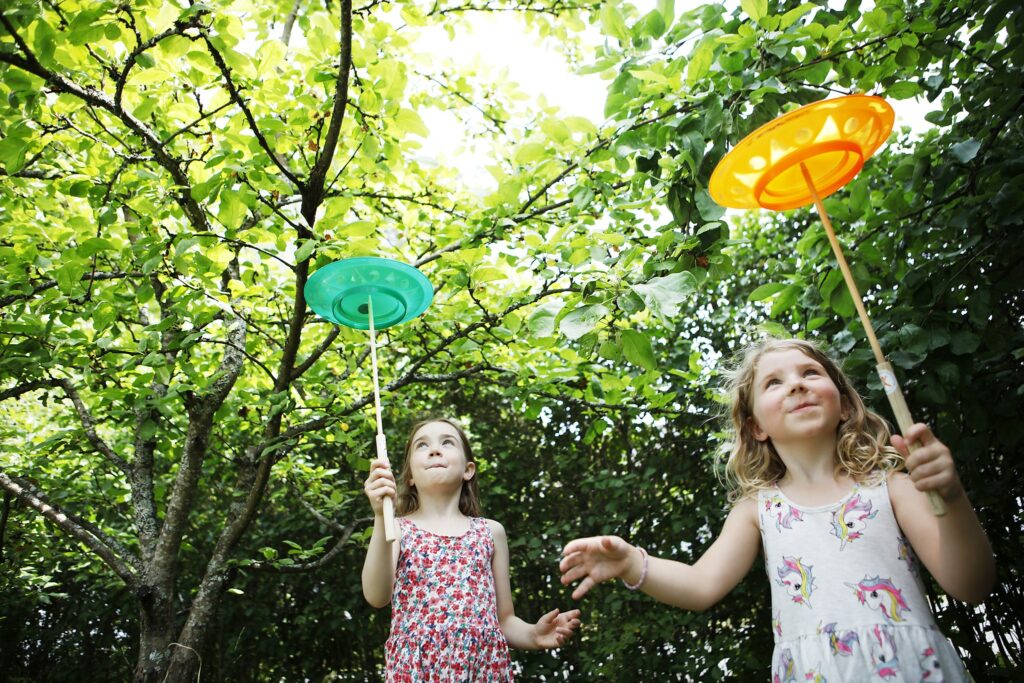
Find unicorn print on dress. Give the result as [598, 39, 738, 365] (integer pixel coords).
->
[773, 647, 797, 683]
[830, 493, 877, 550]
[898, 534, 918, 574]
[919, 646, 944, 682]
[773, 611, 783, 638]
[847, 576, 910, 623]
[803, 668, 827, 683]
[766, 493, 805, 531]
[867, 624, 900, 679]
[777, 556, 816, 607]
[820, 621, 858, 657]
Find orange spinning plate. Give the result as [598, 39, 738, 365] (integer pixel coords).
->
[709, 95, 894, 211]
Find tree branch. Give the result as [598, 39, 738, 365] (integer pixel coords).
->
[0, 491, 11, 562]
[0, 271, 142, 309]
[290, 326, 341, 381]
[0, 15, 212, 234]
[302, 0, 353, 226]
[0, 471, 139, 587]
[115, 13, 207, 110]
[54, 378, 130, 474]
[249, 518, 367, 573]
[151, 265, 247, 581]
[200, 34, 301, 186]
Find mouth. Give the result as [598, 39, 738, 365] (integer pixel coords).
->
[790, 402, 816, 413]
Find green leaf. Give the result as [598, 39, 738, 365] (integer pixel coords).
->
[770, 284, 801, 317]
[0, 135, 30, 174]
[886, 81, 920, 99]
[560, 304, 609, 340]
[796, 60, 831, 85]
[77, 238, 115, 257]
[621, 329, 657, 371]
[294, 239, 317, 263]
[600, 3, 630, 42]
[395, 108, 429, 138]
[694, 188, 725, 221]
[656, 0, 675, 27]
[514, 142, 548, 165]
[686, 40, 714, 84]
[950, 140, 981, 164]
[217, 190, 249, 229]
[748, 282, 788, 301]
[950, 330, 981, 355]
[640, 10, 667, 39]
[527, 301, 563, 337]
[599, 339, 621, 361]
[630, 272, 697, 320]
[740, 0, 768, 22]
[779, 3, 816, 29]
[895, 45, 919, 67]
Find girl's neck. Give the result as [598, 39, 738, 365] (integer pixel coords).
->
[772, 435, 851, 504]
[774, 444, 856, 507]
[407, 491, 468, 529]
[772, 432, 837, 477]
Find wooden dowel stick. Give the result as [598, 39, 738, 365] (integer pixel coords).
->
[368, 296, 397, 541]
[799, 163, 946, 517]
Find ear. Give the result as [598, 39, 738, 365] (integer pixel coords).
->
[463, 461, 476, 481]
[840, 397, 851, 423]
[748, 416, 769, 442]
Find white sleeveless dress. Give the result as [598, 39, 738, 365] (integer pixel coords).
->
[758, 478, 970, 682]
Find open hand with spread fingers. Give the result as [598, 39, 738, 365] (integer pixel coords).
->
[560, 535, 640, 600]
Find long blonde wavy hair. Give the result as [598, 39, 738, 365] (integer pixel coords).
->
[718, 337, 903, 503]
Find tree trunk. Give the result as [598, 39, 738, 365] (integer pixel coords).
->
[133, 585, 176, 683]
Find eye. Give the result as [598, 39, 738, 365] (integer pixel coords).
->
[443, 438, 454, 445]
[804, 368, 820, 377]
[871, 590, 878, 598]
[765, 378, 781, 387]
[847, 522, 855, 528]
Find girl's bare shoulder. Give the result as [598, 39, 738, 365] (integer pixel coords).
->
[483, 518, 506, 537]
[730, 495, 761, 528]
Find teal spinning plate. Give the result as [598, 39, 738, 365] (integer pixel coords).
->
[304, 257, 433, 330]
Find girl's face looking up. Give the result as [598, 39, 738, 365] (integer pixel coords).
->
[408, 421, 475, 490]
[749, 348, 847, 450]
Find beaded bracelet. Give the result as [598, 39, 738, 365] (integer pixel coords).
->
[622, 546, 648, 591]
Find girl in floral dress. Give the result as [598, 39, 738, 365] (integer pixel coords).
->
[560, 338, 994, 681]
[363, 418, 581, 682]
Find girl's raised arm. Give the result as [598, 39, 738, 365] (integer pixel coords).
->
[361, 459, 401, 607]
[560, 497, 761, 611]
[489, 519, 581, 650]
[889, 424, 995, 604]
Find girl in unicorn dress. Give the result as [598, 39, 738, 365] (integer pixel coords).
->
[560, 338, 994, 681]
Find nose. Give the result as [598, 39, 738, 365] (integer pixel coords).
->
[787, 375, 807, 393]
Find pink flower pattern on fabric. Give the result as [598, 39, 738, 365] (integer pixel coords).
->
[385, 517, 513, 682]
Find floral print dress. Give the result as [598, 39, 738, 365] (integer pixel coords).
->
[759, 477, 969, 682]
[385, 516, 513, 682]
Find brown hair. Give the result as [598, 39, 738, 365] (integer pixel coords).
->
[718, 337, 903, 502]
[395, 417, 482, 517]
